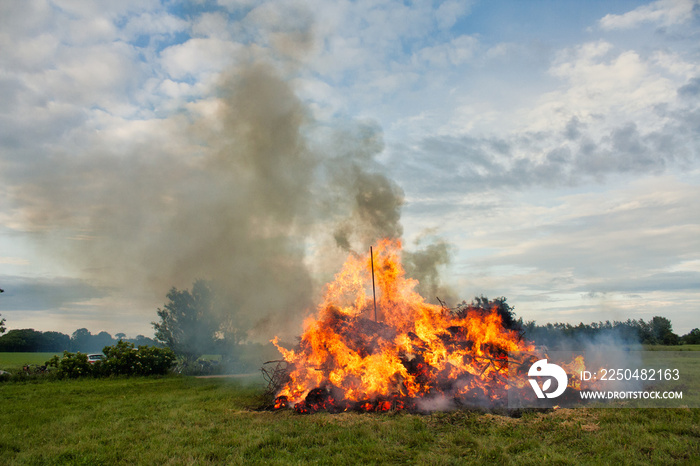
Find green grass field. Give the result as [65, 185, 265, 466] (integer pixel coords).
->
[0, 375, 698, 465]
[0, 353, 60, 372]
[644, 345, 700, 351]
[1, 348, 699, 464]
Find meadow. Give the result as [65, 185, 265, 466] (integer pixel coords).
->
[0, 350, 698, 464]
[0, 377, 697, 464]
[0, 352, 59, 372]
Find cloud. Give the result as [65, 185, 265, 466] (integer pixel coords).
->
[389, 33, 700, 198]
[584, 271, 700, 294]
[0, 257, 30, 266]
[421, 176, 700, 332]
[2, 54, 409, 342]
[599, 0, 699, 30]
[413, 35, 479, 67]
[160, 37, 245, 80]
[2, 0, 699, 339]
[0, 275, 109, 312]
[678, 76, 700, 97]
[435, 0, 475, 30]
[122, 11, 189, 43]
[452, 178, 700, 296]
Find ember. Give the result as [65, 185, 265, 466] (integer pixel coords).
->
[271, 239, 590, 413]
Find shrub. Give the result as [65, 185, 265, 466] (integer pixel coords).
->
[102, 340, 176, 376]
[45, 342, 176, 379]
[47, 351, 94, 379]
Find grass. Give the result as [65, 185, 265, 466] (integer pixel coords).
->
[0, 375, 698, 465]
[0, 352, 59, 371]
[644, 344, 700, 351]
[1, 348, 698, 463]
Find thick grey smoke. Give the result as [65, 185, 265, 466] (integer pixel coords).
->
[329, 145, 405, 251]
[3, 10, 457, 343]
[403, 235, 456, 305]
[5, 55, 432, 341]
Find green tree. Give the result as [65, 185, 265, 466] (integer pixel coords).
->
[71, 328, 93, 352]
[130, 334, 160, 346]
[649, 316, 679, 346]
[0, 288, 4, 334]
[681, 328, 700, 345]
[94, 331, 115, 350]
[0, 329, 43, 351]
[37, 331, 71, 352]
[152, 280, 221, 365]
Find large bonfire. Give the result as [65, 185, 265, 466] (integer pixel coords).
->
[271, 239, 586, 413]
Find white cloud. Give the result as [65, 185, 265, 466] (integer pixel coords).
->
[51, 0, 159, 18]
[217, 0, 259, 10]
[191, 12, 233, 39]
[599, 0, 698, 30]
[519, 39, 694, 138]
[122, 12, 189, 41]
[66, 16, 119, 44]
[0, 257, 30, 266]
[0, 33, 58, 72]
[414, 35, 479, 67]
[438, 175, 700, 331]
[2, 0, 699, 337]
[435, 0, 474, 30]
[160, 37, 245, 80]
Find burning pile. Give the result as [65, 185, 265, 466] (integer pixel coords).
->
[271, 239, 587, 413]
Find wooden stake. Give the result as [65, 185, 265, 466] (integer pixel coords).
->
[370, 246, 377, 322]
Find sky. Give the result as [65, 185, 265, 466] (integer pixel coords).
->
[1, 0, 699, 339]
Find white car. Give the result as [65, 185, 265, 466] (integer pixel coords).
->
[87, 354, 104, 364]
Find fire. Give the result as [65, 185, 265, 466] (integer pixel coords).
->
[272, 239, 589, 413]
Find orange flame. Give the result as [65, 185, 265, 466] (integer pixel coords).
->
[273, 239, 589, 412]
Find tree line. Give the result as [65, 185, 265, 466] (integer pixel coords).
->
[151, 284, 700, 373]
[2, 287, 698, 367]
[0, 327, 159, 353]
[521, 316, 700, 348]
[455, 297, 699, 348]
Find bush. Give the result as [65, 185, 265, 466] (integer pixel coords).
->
[102, 341, 176, 376]
[47, 351, 94, 379]
[46, 342, 176, 379]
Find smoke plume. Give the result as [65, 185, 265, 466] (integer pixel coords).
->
[5, 22, 453, 342]
[7, 66, 411, 339]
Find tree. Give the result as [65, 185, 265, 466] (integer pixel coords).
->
[152, 280, 222, 365]
[0, 287, 4, 334]
[71, 328, 93, 352]
[115, 332, 127, 341]
[456, 296, 522, 334]
[94, 331, 115, 350]
[130, 334, 160, 347]
[681, 328, 700, 345]
[37, 331, 71, 352]
[0, 329, 42, 352]
[649, 316, 679, 346]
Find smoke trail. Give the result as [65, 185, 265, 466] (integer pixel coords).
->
[325, 121, 405, 252]
[403, 234, 456, 304]
[5, 58, 414, 341]
[2, 9, 455, 343]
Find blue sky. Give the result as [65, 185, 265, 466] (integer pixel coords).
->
[1, 0, 699, 339]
